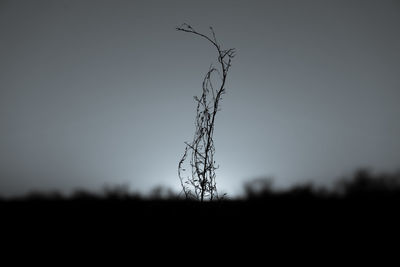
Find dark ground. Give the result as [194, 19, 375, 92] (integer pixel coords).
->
[1, 168, 400, 257]
[2, 169, 400, 228]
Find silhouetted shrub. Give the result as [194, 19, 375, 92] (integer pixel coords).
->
[2, 168, 400, 205]
[244, 177, 274, 199]
[148, 186, 178, 200]
[102, 184, 132, 200]
[23, 190, 64, 202]
[243, 168, 400, 201]
[335, 169, 400, 199]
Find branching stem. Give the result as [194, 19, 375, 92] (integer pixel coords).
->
[177, 24, 235, 201]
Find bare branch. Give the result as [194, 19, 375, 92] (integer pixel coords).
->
[177, 23, 235, 201]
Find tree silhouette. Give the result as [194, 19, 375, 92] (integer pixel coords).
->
[177, 23, 235, 201]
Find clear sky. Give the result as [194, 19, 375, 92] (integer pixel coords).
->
[1, 0, 399, 197]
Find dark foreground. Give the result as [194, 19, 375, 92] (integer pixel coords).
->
[2, 194, 400, 259]
[2, 170, 399, 263]
[2, 169, 400, 245]
[2, 195, 399, 252]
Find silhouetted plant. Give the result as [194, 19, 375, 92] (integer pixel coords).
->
[244, 178, 274, 199]
[176, 23, 235, 201]
[335, 169, 400, 198]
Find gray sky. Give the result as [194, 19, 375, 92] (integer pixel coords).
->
[1, 0, 399, 197]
